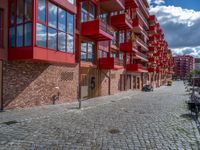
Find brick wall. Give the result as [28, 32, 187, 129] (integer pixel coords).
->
[110, 69, 125, 94]
[3, 61, 79, 109]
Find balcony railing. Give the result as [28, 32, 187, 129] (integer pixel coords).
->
[114, 58, 124, 66]
[81, 19, 114, 41]
[111, 13, 133, 30]
[136, 37, 148, 51]
[100, 0, 125, 12]
[99, 20, 114, 36]
[126, 64, 148, 72]
[132, 8, 149, 29]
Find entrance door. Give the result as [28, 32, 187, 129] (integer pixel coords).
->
[80, 67, 99, 99]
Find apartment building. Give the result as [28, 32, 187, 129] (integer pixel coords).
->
[195, 58, 200, 70]
[173, 55, 194, 80]
[0, 0, 173, 110]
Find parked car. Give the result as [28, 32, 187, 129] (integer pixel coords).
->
[142, 85, 153, 92]
[167, 80, 172, 86]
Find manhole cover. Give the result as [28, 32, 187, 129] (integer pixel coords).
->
[2, 120, 18, 125]
[108, 128, 120, 134]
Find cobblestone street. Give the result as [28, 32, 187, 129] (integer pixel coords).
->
[0, 81, 200, 150]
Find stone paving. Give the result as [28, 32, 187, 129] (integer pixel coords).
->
[0, 81, 200, 150]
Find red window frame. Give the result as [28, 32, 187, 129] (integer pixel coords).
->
[81, 42, 95, 63]
[35, 0, 75, 54]
[0, 9, 3, 48]
[8, 0, 33, 48]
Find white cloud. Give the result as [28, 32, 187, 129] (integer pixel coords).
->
[149, 4, 200, 57]
[154, 0, 165, 5]
[150, 5, 200, 26]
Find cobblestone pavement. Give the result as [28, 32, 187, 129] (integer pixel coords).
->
[0, 81, 200, 150]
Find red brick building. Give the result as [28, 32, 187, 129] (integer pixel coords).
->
[173, 55, 194, 80]
[0, 0, 173, 110]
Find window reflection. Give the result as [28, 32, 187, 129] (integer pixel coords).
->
[48, 27, 57, 49]
[48, 2, 57, 28]
[17, 0, 23, 24]
[38, 0, 46, 22]
[36, 23, 47, 47]
[24, 23, 32, 46]
[16, 25, 23, 47]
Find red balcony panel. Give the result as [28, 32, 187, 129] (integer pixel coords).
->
[99, 57, 124, 69]
[99, 57, 114, 69]
[120, 42, 135, 53]
[8, 47, 75, 64]
[126, 64, 148, 72]
[125, 0, 138, 8]
[148, 68, 156, 73]
[149, 57, 157, 64]
[100, 0, 125, 12]
[149, 47, 156, 53]
[132, 18, 143, 32]
[111, 14, 133, 30]
[81, 19, 113, 41]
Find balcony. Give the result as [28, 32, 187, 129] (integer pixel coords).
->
[99, 57, 124, 69]
[100, 0, 125, 12]
[148, 15, 157, 26]
[132, 50, 148, 62]
[125, 0, 138, 8]
[148, 67, 156, 73]
[149, 47, 157, 53]
[137, 0, 149, 18]
[120, 41, 137, 53]
[135, 37, 148, 51]
[132, 8, 149, 29]
[111, 13, 133, 30]
[81, 19, 113, 41]
[149, 57, 157, 64]
[126, 64, 148, 72]
[132, 18, 143, 32]
[148, 25, 157, 35]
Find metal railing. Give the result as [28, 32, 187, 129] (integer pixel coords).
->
[114, 58, 124, 66]
[99, 20, 114, 36]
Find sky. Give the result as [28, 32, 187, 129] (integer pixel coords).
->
[147, 0, 200, 58]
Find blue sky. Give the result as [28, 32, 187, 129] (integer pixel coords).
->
[148, 0, 200, 57]
[164, 0, 200, 11]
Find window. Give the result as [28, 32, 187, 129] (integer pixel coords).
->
[48, 2, 57, 28]
[0, 9, 3, 48]
[81, 1, 96, 22]
[38, 0, 46, 22]
[81, 42, 94, 63]
[110, 52, 117, 58]
[9, 0, 33, 48]
[119, 52, 124, 60]
[36, 23, 47, 47]
[119, 31, 124, 43]
[36, 1, 74, 53]
[98, 50, 108, 58]
[112, 31, 117, 45]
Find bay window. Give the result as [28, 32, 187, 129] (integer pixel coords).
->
[36, 0, 75, 53]
[9, 0, 33, 48]
[38, 0, 46, 22]
[81, 42, 95, 63]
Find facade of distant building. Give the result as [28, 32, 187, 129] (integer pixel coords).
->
[173, 55, 194, 80]
[0, 0, 174, 110]
[195, 58, 200, 70]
